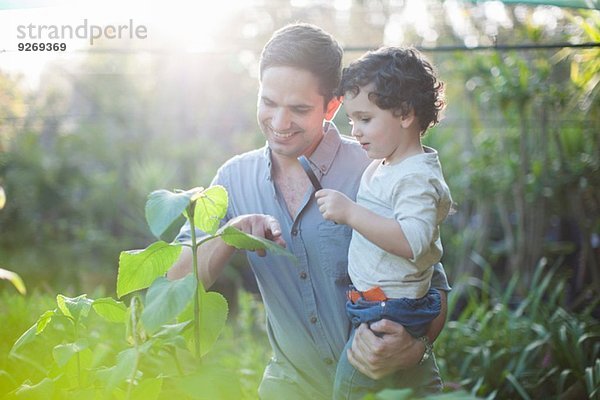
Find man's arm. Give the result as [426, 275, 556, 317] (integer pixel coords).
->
[166, 214, 285, 288]
[347, 289, 448, 380]
[167, 238, 235, 288]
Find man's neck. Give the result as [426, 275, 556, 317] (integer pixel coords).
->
[271, 156, 311, 220]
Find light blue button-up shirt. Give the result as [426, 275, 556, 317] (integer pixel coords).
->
[177, 123, 451, 400]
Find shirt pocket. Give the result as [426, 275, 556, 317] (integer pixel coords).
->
[318, 221, 352, 284]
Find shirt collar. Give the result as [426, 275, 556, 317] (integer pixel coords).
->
[307, 121, 342, 178]
[261, 121, 343, 180]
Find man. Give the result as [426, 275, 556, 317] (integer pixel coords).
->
[167, 23, 451, 400]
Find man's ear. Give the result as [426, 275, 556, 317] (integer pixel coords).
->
[325, 96, 343, 121]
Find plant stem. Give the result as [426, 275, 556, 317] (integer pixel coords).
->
[126, 296, 141, 400]
[188, 204, 202, 360]
[74, 323, 81, 387]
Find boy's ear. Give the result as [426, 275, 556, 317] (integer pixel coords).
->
[325, 96, 343, 121]
[400, 108, 416, 129]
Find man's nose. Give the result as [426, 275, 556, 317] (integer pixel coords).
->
[271, 108, 292, 131]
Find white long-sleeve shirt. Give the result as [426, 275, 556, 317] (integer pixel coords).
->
[348, 146, 452, 299]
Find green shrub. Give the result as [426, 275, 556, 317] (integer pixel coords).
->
[436, 259, 600, 399]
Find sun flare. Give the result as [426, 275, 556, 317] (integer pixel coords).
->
[0, 0, 255, 86]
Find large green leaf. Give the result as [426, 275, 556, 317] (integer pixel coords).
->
[62, 348, 94, 391]
[14, 377, 56, 398]
[56, 294, 93, 322]
[36, 310, 55, 334]
[145, 189, 194, 240]
[180, 289, 228, 357]
[141, 275, 196, 333]
[93, 297, 128, 323]
[53, 339, 89, 367]
[96, 348, 138, 393]
[218, 225, 296, 260]
[117, 241, 182, 298]
[153, 321, 191, 340]
[11, 323, 38, 354]
[190, 185, 228, 235]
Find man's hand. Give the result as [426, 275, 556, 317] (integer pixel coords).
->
[347, 320, 424, 380]
[315, 189, 355, 225]
[227, 214, 286, 256]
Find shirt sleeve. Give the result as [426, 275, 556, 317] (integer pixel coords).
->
[431, 262, 452, 292]
[392, 173, 440, 263]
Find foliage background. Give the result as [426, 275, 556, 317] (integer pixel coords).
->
[0, 0, 599, 398]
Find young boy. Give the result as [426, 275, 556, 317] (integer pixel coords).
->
[315, 46, 452, 399]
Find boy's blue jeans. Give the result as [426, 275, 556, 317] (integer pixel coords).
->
[333, 287, 442, 400]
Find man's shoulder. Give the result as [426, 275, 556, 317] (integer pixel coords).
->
[338, 133, 360, 148]
[220, 147, 268, 171]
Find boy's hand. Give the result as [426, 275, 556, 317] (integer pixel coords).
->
[315, 189, 355, 225]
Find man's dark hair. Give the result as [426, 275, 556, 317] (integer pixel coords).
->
[338, 46, 445, 133]
[259, 23, 343, 106]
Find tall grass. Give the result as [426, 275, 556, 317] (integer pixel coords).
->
[436, 258, 600, 399]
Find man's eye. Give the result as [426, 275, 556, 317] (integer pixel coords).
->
[293, 108, 311, 114]
[263, 99, 275, 106]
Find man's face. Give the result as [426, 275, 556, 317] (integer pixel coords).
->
[257, 66, 329, 160]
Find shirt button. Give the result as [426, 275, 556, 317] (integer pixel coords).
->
[310, 316, 317, 324]
[299, 271, 307, 279]
[291, 228, 298, 236]
[324, 358, 333, 365]
[320, 165, 327, 172]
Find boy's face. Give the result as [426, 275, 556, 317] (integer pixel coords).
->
[257, 66, 337, 161]
[343, 84, 412, 164]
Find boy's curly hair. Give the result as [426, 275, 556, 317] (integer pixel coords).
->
[337, 46, 445, 134]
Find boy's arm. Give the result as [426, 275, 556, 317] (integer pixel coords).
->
[315, 189, 413, 259]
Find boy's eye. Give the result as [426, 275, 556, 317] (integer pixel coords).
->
[361, 118, 371, 123]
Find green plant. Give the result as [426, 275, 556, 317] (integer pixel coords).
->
[3, 185, 293, 399]
[436, 258, 600, 399]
